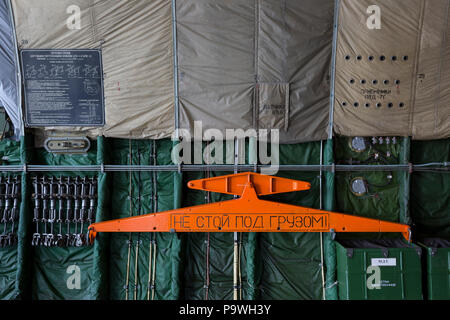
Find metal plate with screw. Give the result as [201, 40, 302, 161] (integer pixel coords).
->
[44, 137, 91, 154]
[349, 137, 367, 152]
[350, 177, 368, 196]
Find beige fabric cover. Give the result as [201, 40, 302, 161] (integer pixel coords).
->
[177, 0, 333, 143]
[176, 0, 255, 137]
[334, 0, 450, 140]
[12, 0, 174, 139]
[258, 83, 290, 131]
[14, 0, 450, 141]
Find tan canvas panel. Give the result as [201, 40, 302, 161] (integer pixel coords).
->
[413, 0, 450, 139]
[258, 0, 333, 142]
[12, 0, 96, 49]
[333, 0, 422, 137]
[177, 0, 333, 143]
[177, 0, 256, 136]
[334, 0, 450, 140]
[12, 0, 174, 139]
[93, 0, 174, 139]
[258, 82, 290, 131]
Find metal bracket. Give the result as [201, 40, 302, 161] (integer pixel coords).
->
[330, 229, 336, 240]
[44, 137, 90, 154]
[414, 247, 422, 257]
[346, 248, 354, 258]
[430, 247, 437, 257]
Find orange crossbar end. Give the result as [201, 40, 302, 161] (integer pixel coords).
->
[328, 213, 411, 242]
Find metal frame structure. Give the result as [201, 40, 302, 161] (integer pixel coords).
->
[0, 163, 447, 173]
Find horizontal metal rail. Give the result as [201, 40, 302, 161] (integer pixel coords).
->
[0, 163, 449, 173]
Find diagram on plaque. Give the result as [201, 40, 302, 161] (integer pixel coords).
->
[21, 49, 105, 127]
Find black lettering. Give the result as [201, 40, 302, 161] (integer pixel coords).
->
[286, 216, 295, 228]
[295, 216, 303, 228]
[270, 216, 278, 228]
[313, 215, 324, 228]
[223, 216, 230, 228]
[277, 216, 286, 228]
[196, 216, 204, 228]
[253, 216, 264, 229]
[173, 215, 184, 228]
[235, 216, 244, 228]
[243, 216, 252, 228]
[304, 216, 312, 228]
[213, 216, 221, 228]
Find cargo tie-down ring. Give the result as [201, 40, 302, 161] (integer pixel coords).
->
[88, 172, 411, 243]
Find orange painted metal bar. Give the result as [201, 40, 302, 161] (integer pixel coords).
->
[187, 172, 311, 196]
[88, 173, 411, 243]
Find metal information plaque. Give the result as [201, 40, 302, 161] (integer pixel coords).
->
[21, 49, 105, 127]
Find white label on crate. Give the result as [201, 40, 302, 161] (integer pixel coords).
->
[371, 258, 397, 266]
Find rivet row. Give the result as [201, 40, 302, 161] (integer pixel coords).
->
[349, 79, 401, 85]
[342, 102, 405, 108]
[344, 55, 409, 62]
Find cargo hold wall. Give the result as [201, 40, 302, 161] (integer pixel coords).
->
[0, 0, 449, 301]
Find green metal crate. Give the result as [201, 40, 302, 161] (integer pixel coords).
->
[418, 238, 450, 300]
[336, 239, 423, 300]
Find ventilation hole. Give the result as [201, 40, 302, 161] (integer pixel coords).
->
[403, 55, 409, 61]
[399, 102, 405, 108]
[395, 80, 401, 85]
[388, 103, 394, 108]
[383, 80, 390, 85]
[342, 102, 347, 107]
[391, 56, 397, 61]
[361, 79, 366, 84]
[368, 56, 374, 61]
[365, 103, 370, 108]
[357, 55, 362, 60]
[350, 79, 355, 84]
[380, 55, 386, 61]
[376, 103, 382, 108]
[372, 79, 378, 85]
[354, 102, 359, 107]
[345, 55, 351, 60]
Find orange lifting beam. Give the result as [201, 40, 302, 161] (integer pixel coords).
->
[88, 172, 411, 243]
